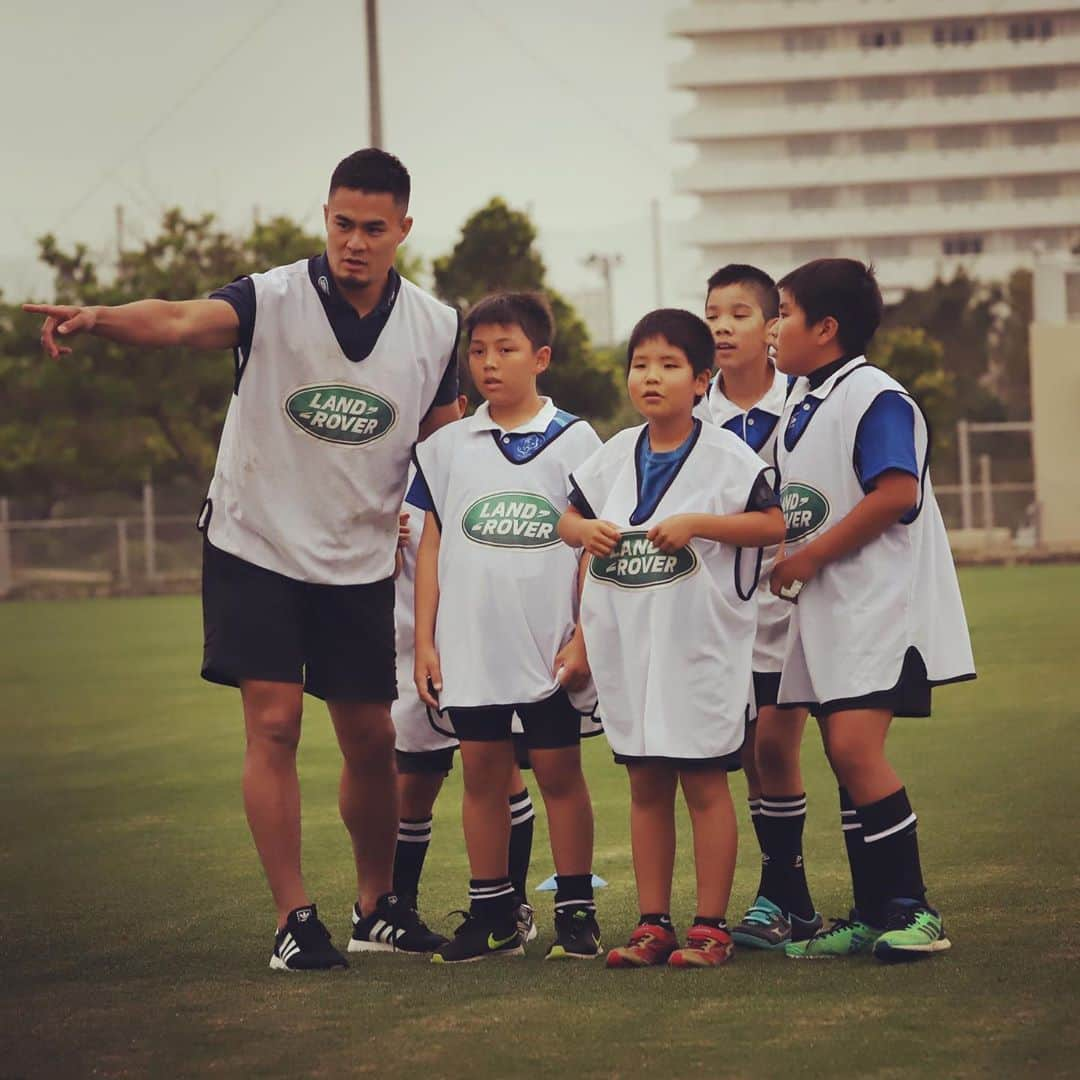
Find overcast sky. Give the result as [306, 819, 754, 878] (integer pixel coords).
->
[2, 0, 699, 339]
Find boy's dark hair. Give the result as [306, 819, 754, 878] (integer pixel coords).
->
[328, 149, 411, 209]
[706, 263, 779, 321]
[777, 258, 884, 356]
[626, 309, 714, 378]
[463, 292, 556, 351]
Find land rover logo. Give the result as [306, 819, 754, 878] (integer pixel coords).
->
[462, 492, 561, 549]
[284, 384, 397, 445]
[588, 530, 698, 589]
[780, 483, 830, 543]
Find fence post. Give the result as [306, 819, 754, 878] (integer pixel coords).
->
[143, 479, 157, 584]
[957, 418, 973, 531]
[116, 518, 130, 589]
[0, 498, 11, 598]
[979, 453, 994, 545]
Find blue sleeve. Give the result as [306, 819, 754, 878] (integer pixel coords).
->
[210, 276, 256, 363]
[746, 468, 781, 513]
[853, 392, 919, 493]
[426, 311, 462, 411]
[405, 470, 434, 512]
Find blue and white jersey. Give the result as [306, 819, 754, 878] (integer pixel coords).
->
[775, 357, 975, 710]
[412, 398, 601, 711]
[695, 366, 791, 675]
[202, 257, 458, 585]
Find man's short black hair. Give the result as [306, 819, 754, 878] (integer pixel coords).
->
[706, 263, 779, 321]
[626, 308, 714, 377]
[777, 258, 884, 356]
[328, 149, 411, 209]
[464, 291, 555, 351]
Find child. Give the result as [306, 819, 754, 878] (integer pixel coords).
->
[348, 393, 539, 952]
[559, 309, 785, 969]
[698, 265, 823, 950]
[413, 292, 603, 963]
[769, 258, 975, 961]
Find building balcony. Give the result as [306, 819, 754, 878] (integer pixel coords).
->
[669, 34, 1077, 89]
[668, 0, 1080, 36]
[675, 142, 1080, 194]
[680, 194, 1080, 247]
[672, 86, 1080, 142]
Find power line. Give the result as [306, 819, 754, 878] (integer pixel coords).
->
[48, 0, 292, 235]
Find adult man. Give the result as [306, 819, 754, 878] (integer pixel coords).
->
[27, 149, 462, 970]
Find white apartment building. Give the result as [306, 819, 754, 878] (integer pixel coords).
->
[668, 1, 1080, 296]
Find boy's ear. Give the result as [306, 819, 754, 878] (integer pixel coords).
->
[694, 367, 711, 395]
[816, 316, 840, 347]
[534, 345, 552, 373]
[764, 316, 779, 348]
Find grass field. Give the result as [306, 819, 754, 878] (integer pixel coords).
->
[2, 565, 1078, 1079]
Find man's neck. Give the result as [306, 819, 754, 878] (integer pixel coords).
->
[718, 357, 774, 412]
[647, 415, 695, 453]
[488, 392, 545, 432]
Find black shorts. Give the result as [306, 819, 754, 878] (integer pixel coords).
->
[814, 647, 934, 719]
[395, 735, 531, 775]
[613, 748, 744, 772]
[446, 689, 581, 750]
[201, 538, 396, 703]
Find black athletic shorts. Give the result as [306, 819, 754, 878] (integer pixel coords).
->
[446, 688, 581, 750]
[752, 671, 782, 711]
[813, 647, 934, 719]
[201, 538, 396, 703]
[394, 734, 531, 775]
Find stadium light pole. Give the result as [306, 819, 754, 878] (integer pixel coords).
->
[365, 0, 383, 147]
[584, 252, 623, 346]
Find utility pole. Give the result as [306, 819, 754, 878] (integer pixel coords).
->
[650, 198, 664, 307]
[583, 252, 622, 345]
[115, 205, 125, 262]
[365, 0, 383, 147]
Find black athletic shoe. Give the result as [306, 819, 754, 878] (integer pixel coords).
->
[545, 907, 602, 961]
[350, 893, 448, 954]
[270, 905, 348, 971]
[431, 910, 524, 964]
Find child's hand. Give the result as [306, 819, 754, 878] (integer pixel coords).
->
[414, 643, 443, 708]
[398, 512, 410, 549]
[769, 547, 821, 602]
[647, 514, 697, 553]
[580, 519, 622, 557]
[554, 629, 591, 692]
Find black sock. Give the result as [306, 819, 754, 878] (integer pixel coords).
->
[392, 817, 432, 909]
[839, 787, 874, 922]
[508, 788, 535, 901]
[555, 873, 596, 917]
[856, 787, 926, 924]
[749, 797, 768, 896]
[468, 877, 516, 921]
[693, 915, 728, 929]
[639, 912, 673, 931]
[759, 793, 815, 920]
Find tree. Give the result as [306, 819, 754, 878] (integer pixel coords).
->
[432, 198, 618, 421]
[0, 209, 324, 507]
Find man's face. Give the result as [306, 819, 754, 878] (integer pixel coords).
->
[323, 187, 412, 292]
[704, 282, 776, 377]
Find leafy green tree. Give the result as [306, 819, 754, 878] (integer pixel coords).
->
[432, 198, 618, 421]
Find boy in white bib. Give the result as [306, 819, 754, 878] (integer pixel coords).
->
[699, 265, 823, 951]
[770, 259, 975, 962]
[413, 293, 603, 963]
[560, 309, 785, 969]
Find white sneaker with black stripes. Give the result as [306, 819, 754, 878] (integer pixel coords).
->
[270, 905, 348, 971]
[349, 892, 448, 954]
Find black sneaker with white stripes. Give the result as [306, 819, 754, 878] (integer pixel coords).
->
[270, 905, 348, 971]
[349, 892, 448, 954]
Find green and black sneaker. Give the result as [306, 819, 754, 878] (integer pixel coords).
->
[785, 909, 882, 959]
[545, 907, 602, 961]
[872, 899, 951, 963]
[431, 910, 523, 965]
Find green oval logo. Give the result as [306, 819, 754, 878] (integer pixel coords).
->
[284, 384, 398, 445]
[588, 530, 698, 590]
[780, 482, 830, 543]
[462, 491, 561, 549]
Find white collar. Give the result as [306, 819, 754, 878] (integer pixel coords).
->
[707, 365, 788, 424]
[469, 397, 557, 435]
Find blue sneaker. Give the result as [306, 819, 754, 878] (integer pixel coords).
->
[732, 895, 822, 950]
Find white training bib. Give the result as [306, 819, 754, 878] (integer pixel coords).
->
[414, 400, 601, 710]
[203, 261, 457, 584]
[696, 367, 791, 675]
[573, 422, 767, 761]
[775, 358, 975, 708]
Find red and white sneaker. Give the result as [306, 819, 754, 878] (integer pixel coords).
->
[606, 922, 678, 968]
[668, 924, 734, 968]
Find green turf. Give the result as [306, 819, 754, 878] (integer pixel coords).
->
[2, 566, 1078, 1078]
